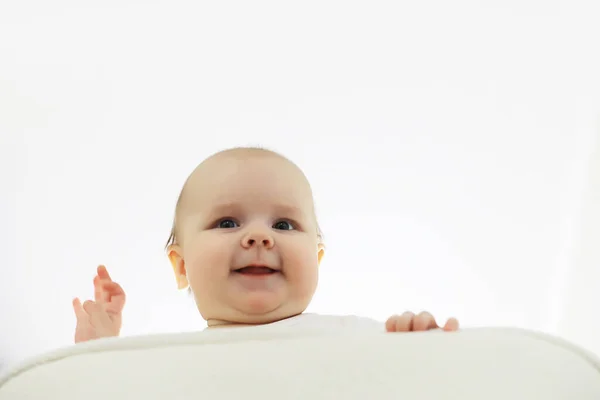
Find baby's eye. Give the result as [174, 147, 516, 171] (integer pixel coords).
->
[217, 219, 239, 229]
[273, 220, 295, 231]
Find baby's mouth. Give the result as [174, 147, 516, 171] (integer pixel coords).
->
[233, 266, 278, 275]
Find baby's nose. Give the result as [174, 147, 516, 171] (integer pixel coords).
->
[241, 230, 274, 249]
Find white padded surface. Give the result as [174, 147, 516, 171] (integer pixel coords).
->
[1, 327, 599, 399]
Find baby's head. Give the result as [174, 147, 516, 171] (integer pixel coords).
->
[166, 147, 325, 327]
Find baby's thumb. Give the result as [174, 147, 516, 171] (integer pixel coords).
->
[72, 298, 88, 321]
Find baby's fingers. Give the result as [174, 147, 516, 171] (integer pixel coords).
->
[413, 311, 439, 331]
[102, 281, 125, 298]
[94, 265, 113, 303]
[385, 312, 415, 332]
[72, 298, 88, 322]
[83, 300, 112, 327]
[442, 317, 460, 332]
[102, 281, 126, 313]
[97, 265, 112, 281]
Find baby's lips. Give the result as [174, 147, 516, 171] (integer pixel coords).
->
[234, 266, 278, 274]
[232, 262, 281, 272]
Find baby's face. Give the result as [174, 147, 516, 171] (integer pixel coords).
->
[172, 153, 323, 326]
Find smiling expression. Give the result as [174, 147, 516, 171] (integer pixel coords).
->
[168, 149, 324, 327]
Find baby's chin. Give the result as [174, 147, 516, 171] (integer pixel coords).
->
[206, 301, 306, 327]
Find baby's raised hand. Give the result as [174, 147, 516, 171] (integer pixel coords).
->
[385, 311, 459, 333]
[72, 265, 126, 343]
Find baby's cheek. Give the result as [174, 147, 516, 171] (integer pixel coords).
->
[188, 253, 227, 281]
[287, 250, 319, 295]
[185, 250, 227, 315]
[184, 241, 230, 283]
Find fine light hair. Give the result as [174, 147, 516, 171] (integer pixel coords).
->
[165, 146, 323, 251]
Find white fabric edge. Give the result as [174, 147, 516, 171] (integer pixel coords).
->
[1, 326, 599, 388]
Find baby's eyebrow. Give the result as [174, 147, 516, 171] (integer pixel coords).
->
[205, 202, 306, 219]
[272, 204, 306, 219]
[205, 202, 243, 215]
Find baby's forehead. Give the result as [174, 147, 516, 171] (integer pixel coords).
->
[179, 152, 315, 216]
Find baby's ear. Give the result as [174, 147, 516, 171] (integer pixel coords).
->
[317, 243, 325, 266]
[167, 244, 189, 290]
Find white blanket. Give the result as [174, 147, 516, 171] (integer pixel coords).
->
[1, 327, 599, 399]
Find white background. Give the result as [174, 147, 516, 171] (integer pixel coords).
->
[1, 0, 599, 367]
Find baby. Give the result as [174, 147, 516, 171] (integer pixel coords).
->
[72, 147, 459, 343]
